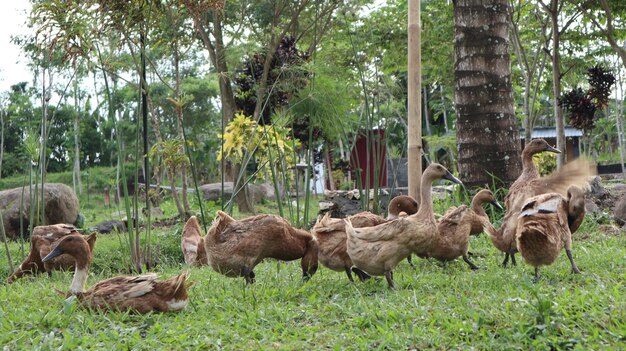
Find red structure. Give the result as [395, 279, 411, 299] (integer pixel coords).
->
[350, 129, 387, 188]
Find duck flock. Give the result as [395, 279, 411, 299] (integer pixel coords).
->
[7, 138, 596, 314]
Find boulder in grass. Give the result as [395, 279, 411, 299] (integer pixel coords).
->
[94, 219, 127, 234]
[199, 182, 278, 204]
[0, 183, 80, 240]
[615, 193, 626, 227]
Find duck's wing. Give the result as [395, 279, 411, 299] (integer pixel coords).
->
[88, 273, 160, 300]
[437, 205, 468, 236]
[313, 212, 385, 234]
[312, 213, 345, 233]
[348, 212, 387, 227]
[345, 217, 413, 242]
[526, 159, 595, 200]
[83, 272, 192, 313]
[206, 211, 237, 244]
[519, 193, 563, 217]
[441, 205, 459, 218]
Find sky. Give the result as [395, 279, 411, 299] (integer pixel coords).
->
[0, 1, 32, 94]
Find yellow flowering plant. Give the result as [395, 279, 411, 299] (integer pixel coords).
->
[218, 112, 300, 180]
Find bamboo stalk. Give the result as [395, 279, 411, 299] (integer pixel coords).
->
[408, 0, 422, 202]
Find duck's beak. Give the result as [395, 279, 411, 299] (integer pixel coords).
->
[491, 200, 504, 210]
[443, 171, 463, 185]
[42, 246, 64, 262]
[545, 145, 561, 153]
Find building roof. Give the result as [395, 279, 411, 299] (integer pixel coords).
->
[519, 126, 583, 139]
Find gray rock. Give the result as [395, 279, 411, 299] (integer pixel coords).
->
[0, 183, 79, 240]
[95, 219, 127, 234]
[614, 193, 626, 226]
[199, 182, 279, 204]
[589, 176, 606, 198]
[584, 198, 601, 214]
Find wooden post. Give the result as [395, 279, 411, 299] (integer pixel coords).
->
[408, 0, 422, 202]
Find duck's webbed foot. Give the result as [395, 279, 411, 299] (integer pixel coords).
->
[406, 255, 415, 268]
[302, 271, 313, 281]
[351, 267, 371, 282]
[242, 267, 255, 284]
[532, 267, 541, 283]
[501, 253, 510, 268]
[566, 249, 581, 274]
[463, 255, 479, 270]
[384, 271, 395, 289]
[344, 267, 355, 282]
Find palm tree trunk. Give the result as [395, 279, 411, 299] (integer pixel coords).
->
[454, 0, 522, 187]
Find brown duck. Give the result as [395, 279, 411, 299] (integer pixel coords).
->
[344, 163, 462, 288]
[181, 216, 208, 266]
[311, 195, 418, 282]
[43, 234, 192, 313]
[204, 211, 318, 284]
[487, 139, 595, 267]
[422, 189, 502, 270]
[7, 224, 96, 283]
[515, 186, 585, 281]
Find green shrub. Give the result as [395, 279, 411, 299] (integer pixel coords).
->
[533, 152, 557, 176]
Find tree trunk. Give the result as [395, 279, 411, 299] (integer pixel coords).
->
[73, 80, 82, 195]
[615, 68, 626, 176]
[547, 0, 566, 168]
[509, 4, 548, 143]
[324, 145, 335, 191]
[189, 8, 253, 213]
[454, 0, 522, 188]
[0, 109, 4, 179]
[230, 164, 255, 213]
[169, 169, 186, 216]
[423, 87, 431, 136]
[173, 31, 191, 215]
[439, 85, 449, 133]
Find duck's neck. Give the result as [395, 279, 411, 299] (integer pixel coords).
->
[521, 150, 539, 180]
[70, 264, 89, 295]
[471, 199, 487, 218]
[415, 176, 434, 220]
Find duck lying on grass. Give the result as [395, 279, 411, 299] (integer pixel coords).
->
[7, 224, 96, 283]
[488, 139, 595, 267]
[311, 195, 418, 282]
[515, 186, 585, 282]
[204, 211, 318, 284]
[181, 215, 208, 266]
[420, 189, 502, 270]
[344, 163, 462, 289]
[43, 234, 192, 313]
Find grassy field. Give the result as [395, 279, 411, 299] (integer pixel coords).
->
[1, 191, 625, 350]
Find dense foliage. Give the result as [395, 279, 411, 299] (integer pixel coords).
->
[560, 65, 616, 131]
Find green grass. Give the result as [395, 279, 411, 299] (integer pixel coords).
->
[1, 211, 625, 350]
